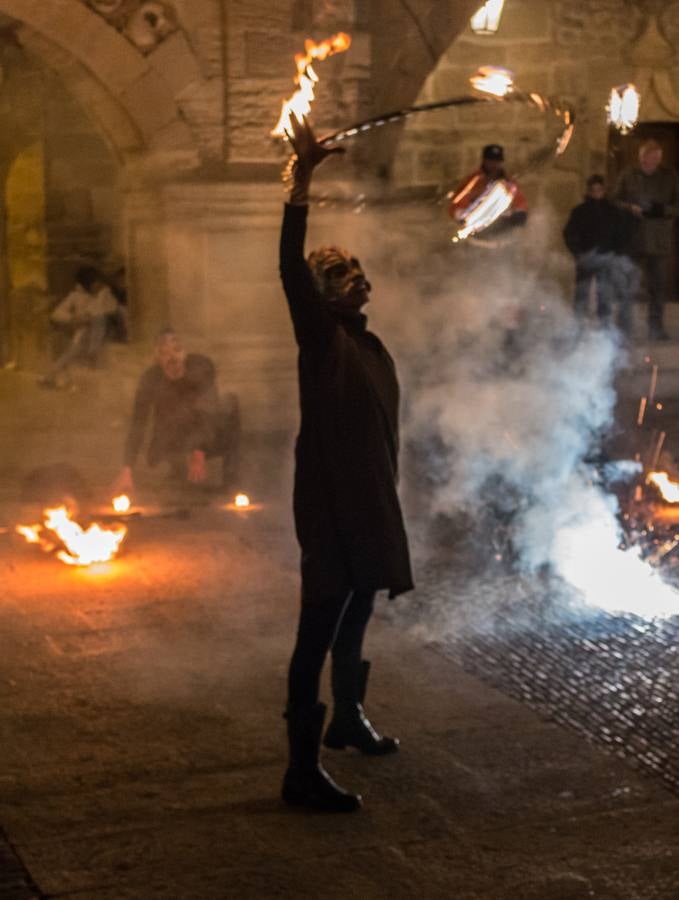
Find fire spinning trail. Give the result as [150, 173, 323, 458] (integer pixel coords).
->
[273, 35, 576, 242]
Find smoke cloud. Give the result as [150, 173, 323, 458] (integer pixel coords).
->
[324, 197, 659, 628]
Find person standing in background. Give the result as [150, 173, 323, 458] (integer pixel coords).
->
[614, 139, 679, 341]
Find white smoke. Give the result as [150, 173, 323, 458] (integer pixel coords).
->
[324, 197, 679, 622]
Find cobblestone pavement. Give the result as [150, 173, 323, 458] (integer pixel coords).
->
[2, 329, 679, 897]
[0, 505, 678, 899]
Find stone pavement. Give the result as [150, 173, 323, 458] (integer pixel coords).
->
[2, 312, 679, 898]
[0, 501, 679, 900]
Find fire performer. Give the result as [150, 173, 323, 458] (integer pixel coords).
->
[279, 116, 413, 813]
[114, 330, 240, 493]
[449, 143, 528, 232]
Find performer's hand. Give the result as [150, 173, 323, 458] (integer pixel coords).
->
[285, 115, 344, 204]
[188, 450, 207, 483]
[113, 466, 134, 495]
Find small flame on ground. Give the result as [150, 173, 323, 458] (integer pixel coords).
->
[607, 84, 640, 134]
[648, 472, 679, 504]
[452, 180, 516, 242]
[113, 494, 131, 514]
[470, 66, 514, 98]
[272, 32, 351, 138]
[16, 506, 127, 566]
[234, 493, 251, 509]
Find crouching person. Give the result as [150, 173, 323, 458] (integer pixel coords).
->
[114, 329, 240, 493]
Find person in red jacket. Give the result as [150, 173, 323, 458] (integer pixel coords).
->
[449, 144, 528, 232]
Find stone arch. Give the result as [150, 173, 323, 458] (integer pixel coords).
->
[0, 0, 209, 168]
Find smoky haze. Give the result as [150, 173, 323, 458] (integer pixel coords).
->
[319, 195, 642, 632]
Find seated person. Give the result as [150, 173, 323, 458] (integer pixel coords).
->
[115, 329, 240, 492]
[39, 266, 119, 387]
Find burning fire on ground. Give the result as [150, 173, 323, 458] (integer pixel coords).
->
[113, 494, 131, 514]
[16, 505, 127, 566]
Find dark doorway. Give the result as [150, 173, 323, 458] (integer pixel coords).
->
[608, 121, 679, 300]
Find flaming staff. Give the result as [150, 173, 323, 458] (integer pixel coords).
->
[308, 66, 575, 241]
[318, 66, 574, 149]
[272, 36, 574, 241]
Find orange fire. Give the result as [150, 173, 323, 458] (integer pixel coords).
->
[648, 472, 679, 504]
[452, 179, 516, 242]
[16, 505, 127, 566]
[234, 493, 251, 509]
[470, 65, 514, 98]
[113, 494, 131, 514]
[272, 32, 351, 138]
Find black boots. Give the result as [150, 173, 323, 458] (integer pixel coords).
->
[324, 660, 399, 756]
[282, 702, 362, 812]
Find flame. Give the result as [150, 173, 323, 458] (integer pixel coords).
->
[648, 471, 679, 504]
[234, 493, 251, 509]
[607, 84, 640, 134]
[452, 180, 516, 242]
[272, 32, 351, 138]
[556, 122, 575, 156]
[16, 505, 127, 566]
[553, 510, 679, 620]
[16, 524, 44, 544]
[470, 66, 514, 98]
[113, 494, 131, 514]
[470, 0, 506, 34]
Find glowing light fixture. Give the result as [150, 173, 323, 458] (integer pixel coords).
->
[607, 84, 640, 134]
[470, 0, 506, 35]
[470, 65, 514, 98]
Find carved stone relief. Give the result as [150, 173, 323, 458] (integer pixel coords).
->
[83, 0, 178, 54]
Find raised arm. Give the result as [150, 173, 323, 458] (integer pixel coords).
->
[279, 117, 343, 351]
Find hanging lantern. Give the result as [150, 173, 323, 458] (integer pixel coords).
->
[607, 84, 641, 134]
[470, 0, 506, 35]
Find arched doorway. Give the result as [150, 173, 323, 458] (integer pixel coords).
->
[0, 32, 122, 366]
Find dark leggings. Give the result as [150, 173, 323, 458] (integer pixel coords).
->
[287, 590, 375, 708]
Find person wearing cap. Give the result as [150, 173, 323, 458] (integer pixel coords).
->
[614, 139, 679, 341]
[448, 144, 528, 227]
[563, 174, 636, 333]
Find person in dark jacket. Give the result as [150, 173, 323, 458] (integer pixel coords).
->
[563, 174, 635, 333]
[614, 140, 679, 340]
[279, 116, 413, 813]
[114, 329, 240, 493]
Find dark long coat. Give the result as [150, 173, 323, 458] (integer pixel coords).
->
[279, 203, 413, 600]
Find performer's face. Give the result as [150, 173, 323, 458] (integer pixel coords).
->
[156, 334, 186, 380]
[309, 247, 371, 312]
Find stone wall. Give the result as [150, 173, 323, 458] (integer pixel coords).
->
[392, 0, 679, 238]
